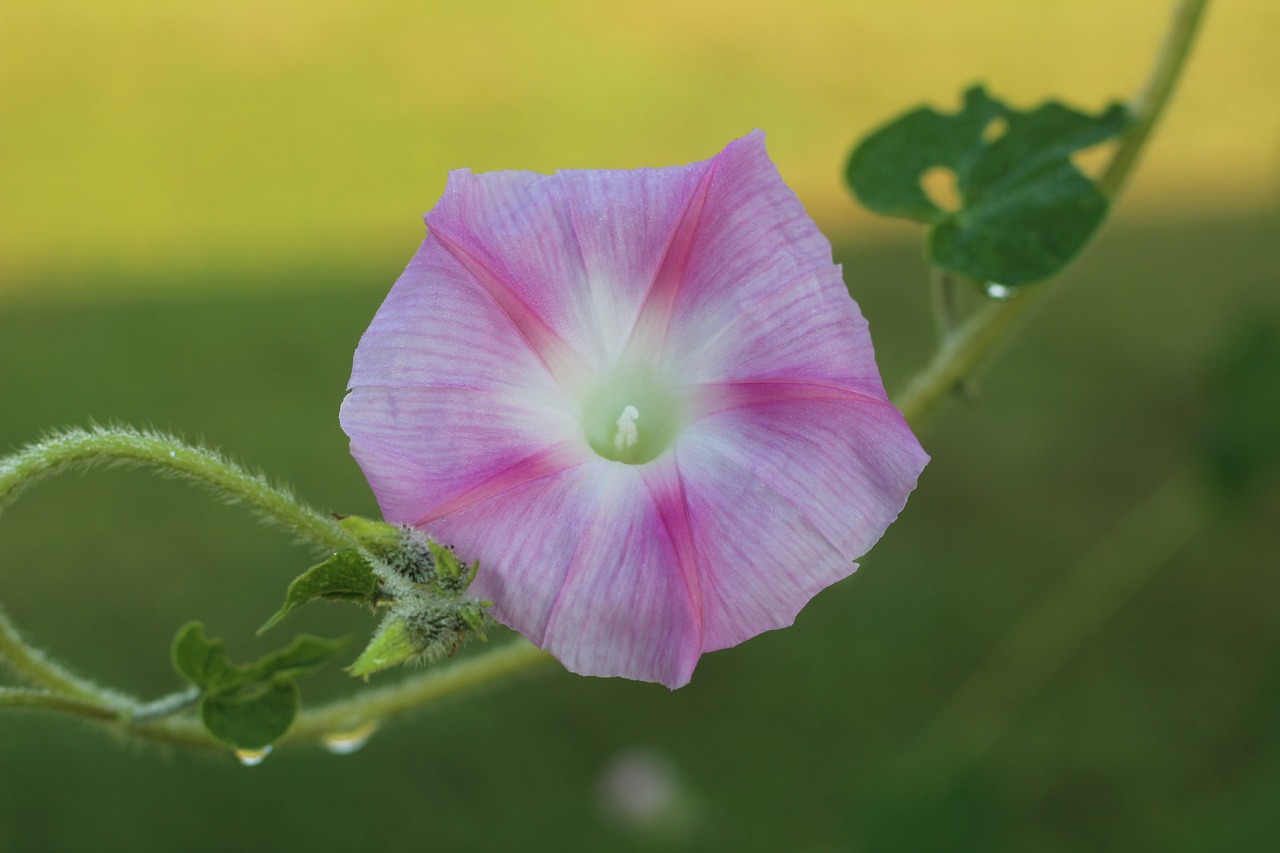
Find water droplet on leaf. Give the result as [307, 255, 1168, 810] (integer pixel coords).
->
[983, 282, 1017, 300]
[234, 746, 272, 766]
[321, 720, 379, 755]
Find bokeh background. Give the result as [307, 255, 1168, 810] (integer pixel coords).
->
[2, 1, 1278, 850]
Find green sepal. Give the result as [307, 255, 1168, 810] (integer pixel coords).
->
[336, 514, 403, 559]
[346, 618, 418, 680]
[458, 601, 489, 634]
[346, 598, 490, 681]
[846, 84, 1130, 286]
[425, 541, 478, 592]
[258, 549, 381, 634]
[170, 622, 347, 749]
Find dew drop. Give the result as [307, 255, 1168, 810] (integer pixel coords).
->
[983, 282, 1017, 300]
[321, 720, 379, 755]
[234, 746, 272, 766]
[596, 747, 700, 839]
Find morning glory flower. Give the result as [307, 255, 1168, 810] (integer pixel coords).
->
[340, 132, 927, 688]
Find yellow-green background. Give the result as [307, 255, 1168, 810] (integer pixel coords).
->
[2, 0, 1277, 290]
[2, 2, 1279, 850]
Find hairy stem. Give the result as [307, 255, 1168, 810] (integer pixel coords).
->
[280, 638, 552, 746]
[0, 686, 123, 720]
[0, 607, 133, 709]
[69, 639, 552, 753]
[0, 425, 353, 731]
[0, 426, 356, 553]
[0, 424, 552, 753]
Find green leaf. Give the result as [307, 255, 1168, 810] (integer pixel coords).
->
[200, 678, 299, 750]
[243, 634, 349, 683]
[171, 623, 346, 749]
[172, 622, 241, 692]
[846, 84, 1129, 286]
[259, 549, 381, 633]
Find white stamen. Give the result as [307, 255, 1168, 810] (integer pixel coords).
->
[614, 405, 640, 452]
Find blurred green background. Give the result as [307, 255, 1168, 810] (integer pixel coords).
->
[2, 1, 1279, 850]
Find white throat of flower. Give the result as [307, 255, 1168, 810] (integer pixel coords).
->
[579, 362, 686, 466]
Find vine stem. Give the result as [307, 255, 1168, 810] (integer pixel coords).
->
[0, 686, 123, 720]
[0, 426, 354, 717]
[280, 637, 550, 745]
[121, 639, 553, 752]
[893, 0, 1208, 427]
[0, 605, 132, 709]
[886, 0, 1212, 794]
[1098, 0, 1209, 197]
[0, 426, 356, 553]
[0, 426, 355, 718]
[894, 292, 1035, 425]
[0, 639, 551, 752]
[0, 425, 552, 752]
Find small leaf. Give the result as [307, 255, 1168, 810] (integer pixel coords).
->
[172, 622, 242, 692]
[243, 634, 349, 683]
[201, 678, 299, 750]
[846, 84, 1129, 285]
[346, 619, 418, 680]
[259, 549, 381, 633]
[171, 623, 345, 749]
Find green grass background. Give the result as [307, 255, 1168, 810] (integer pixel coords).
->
[3, 2, 1280, 850]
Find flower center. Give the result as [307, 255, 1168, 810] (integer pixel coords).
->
[613, 405, 640, 452]
[582, 368, 684, 465]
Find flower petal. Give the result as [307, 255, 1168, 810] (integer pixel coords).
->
[672, 264, 888, 397]
[676, 396, 925, 651]
[675, 430, 854, 652]
[554, 161, 713, 366]
[432, 460, 703, 688]
[427, 463, 606, 654]
[340, 384, 586, 527]
[427, 161, 716, 376]
[348, 227, 565, 396]
[425, 170, 594, 386]
[656, 131, 838, 354]
[682, 396, 927, 566]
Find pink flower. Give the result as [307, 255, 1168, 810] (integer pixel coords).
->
[340, 132, 927, 688]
